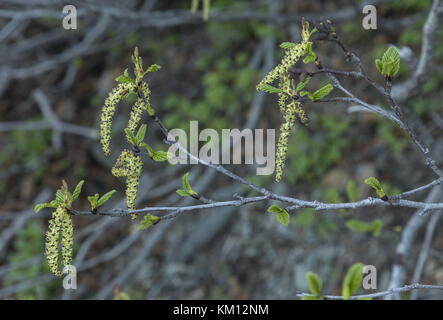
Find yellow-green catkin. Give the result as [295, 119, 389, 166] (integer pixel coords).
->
[60, 209, 74, 268]
[125, 82, 151, 144]
[275, 101, 307, 182]
[257, 20, 314, 182]
[45, 206, 74, 277]
[100, 82, 133, 155]
[112, 149, 143, 218]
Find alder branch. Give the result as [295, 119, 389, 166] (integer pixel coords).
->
[296, 283, 443, 300]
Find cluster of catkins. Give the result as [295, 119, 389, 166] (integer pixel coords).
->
[257, 20, 315, 182]
[100, 48, 155, 213]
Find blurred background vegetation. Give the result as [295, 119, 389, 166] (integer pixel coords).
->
[0, 0, 442, 299]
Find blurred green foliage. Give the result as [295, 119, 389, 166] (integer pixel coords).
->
[5, 221, 55, 299]
[386, 0, 432, 11]
[285, 115, 349, 184]
[163, 23, 260, 131]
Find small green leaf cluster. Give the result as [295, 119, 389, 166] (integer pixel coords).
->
[375, 46, 400, 78]
[299, 83, 334, 101]
[138, 214, 160, 230]
[87, 190, 117, 211]
[301, 262, 369, 300]
[176, 172, 198, 197]
[125, 123, 147, 147]
[267, 205, 290, 227]
[125, 123, 171, 162]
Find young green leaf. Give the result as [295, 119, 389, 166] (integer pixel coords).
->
[342, 263, 364, 300]
[124, 128, 137, 145]
[364, 177, 386, 198]
[151, 150, 171, 162]
[87, 194, 100, 210]
[72, 180, 84, 202]
[182, 172, 197, 196]
[295, 76, 312, 92]
[280, 42, 297, 49]
[267, 204, 285, 214]
[375, 46, 400, 77]
[138, 214, 159, 230]
[55, 189, 65, 204]
[268, 205, 290, 226]
[135, 124, 147, 144]
[34, 202, 57, 213]
[299, 91, 314, 100]
[312, 83, 333, 100]
[303, 43, 317, 64]
[257, 84, 284, 94]
[176, 189, 190, 197]
[115, 68, 133, 83]
[375, 59, 383, 74]
[145, 64, 161, 74]
[140, 142, 154, 157]
[306, 272, 323, 297]
[277, 210, 290, 226]
[97, 190, 117, 207]
[145, 102, 155, 116]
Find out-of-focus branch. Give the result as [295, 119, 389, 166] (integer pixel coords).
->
[391, 0, 443, 101]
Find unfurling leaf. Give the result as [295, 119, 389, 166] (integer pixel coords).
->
[115, 68, 133, 83]
[135, 124, 147, 144]
[375, 46, 400, 77]
[176, 189, 190, 197]
[276, 211, 290, 226]
[97, 190, 117, 207]
[34, 202, 58, 213]
[364, 177, 386, 199]
[295, 76, 312, 92]
[145, 64, 161, 74]
[306, 272, 323, 297]
[257, 84, 283, 94]
[124, 128, 137, 145]
[182, 172, 197, 196]
[267, 204, 285, 214]
[138, 214, 159, 230]
[299, 90, 314, 100]
[72, 180, 84, 202]
[87, 194, 100, 210]
[312, 83, 333, 100]
[280, 42, 297, 49]
[267, 205, 290, 226]
[342, 263, 364, 300]
[151, 150, 171, 162]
